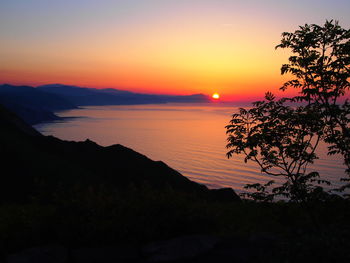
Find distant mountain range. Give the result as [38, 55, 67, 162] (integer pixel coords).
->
[37, 84, 210, 105]
[0, 84, 210, 125]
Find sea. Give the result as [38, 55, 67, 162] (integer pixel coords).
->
[34, 103, 346, 193]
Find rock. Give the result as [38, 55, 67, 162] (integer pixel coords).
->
[143, 235, 220, 262]
[6, 245, 67, 263]
[195, 236, 253, 263]
[210, 188, 241, 202]
[72, 246, 140, 263]
[249, 232, 279, 246]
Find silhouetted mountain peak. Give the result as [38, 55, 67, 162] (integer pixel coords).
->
[98, 88, 134, 95]
[37, 83, 211, 104]
[38, 83, 82, 89]
[0, 84, 36, 92]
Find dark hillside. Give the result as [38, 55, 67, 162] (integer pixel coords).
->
[0, 84, 76, 124]
[0, 103, 239, 204]
[0, 84, 75, 111]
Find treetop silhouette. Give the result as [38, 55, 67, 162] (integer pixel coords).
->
[226, 20, 350, 201]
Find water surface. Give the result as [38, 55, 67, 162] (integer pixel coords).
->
[35, 103, 346, 192]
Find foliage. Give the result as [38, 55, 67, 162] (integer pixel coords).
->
[276, 20, 350, 180]
[226, 20, 350, 201]
[226, 93, 328, 201]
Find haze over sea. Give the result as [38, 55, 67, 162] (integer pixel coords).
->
[35, 103, 346, 192]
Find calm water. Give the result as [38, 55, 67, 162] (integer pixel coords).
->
[35, 103, 346, 192]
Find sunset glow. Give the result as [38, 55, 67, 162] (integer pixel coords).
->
[212, 93, 220, 99]
[1, 1, 349, 101]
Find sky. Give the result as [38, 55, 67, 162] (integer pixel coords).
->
[1, 0, 349, 101]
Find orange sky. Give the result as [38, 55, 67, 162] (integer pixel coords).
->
[1, 1, 349, 101]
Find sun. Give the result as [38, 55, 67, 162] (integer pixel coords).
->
[212, 93, 220, 99]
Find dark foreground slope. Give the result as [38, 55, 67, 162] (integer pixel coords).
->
[1, 104, 350, 263]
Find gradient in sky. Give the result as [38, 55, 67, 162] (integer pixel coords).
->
[1, 0, 349, 100]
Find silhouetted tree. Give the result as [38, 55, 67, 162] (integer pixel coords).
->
[226, 93, 327, 201]
[276, 20, 350, 191]
[226, 20, 350, 201]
